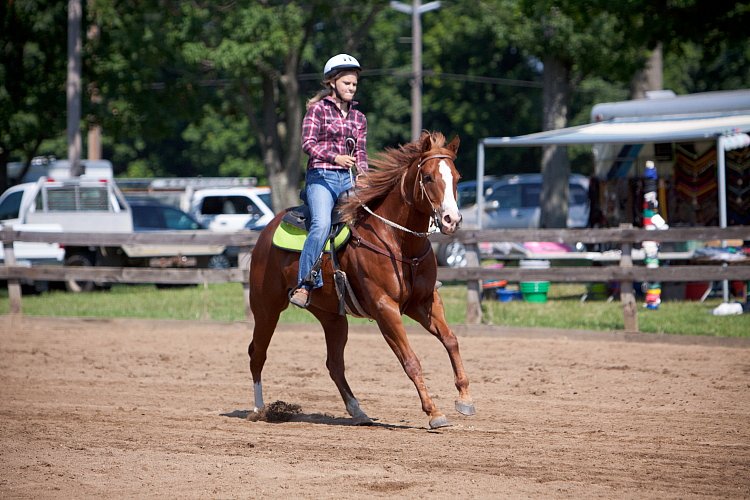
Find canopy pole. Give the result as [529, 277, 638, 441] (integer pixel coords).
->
[476, 140, 485, 229]
[717, 135, 729, 302]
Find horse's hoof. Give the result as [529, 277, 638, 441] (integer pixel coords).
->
[246, 410, 263, 422]
[455, 399, 476, 416]
[429, 414, 450, 429]
[351, 415, 374, 426]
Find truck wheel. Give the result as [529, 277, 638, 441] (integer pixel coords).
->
[64, 253, 96, 293]
[21, 281, 50, 295]
[207, 253, 231, 269]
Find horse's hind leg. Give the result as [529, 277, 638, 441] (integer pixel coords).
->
[248, 285, 287, 414]
[310, 308, 372, 425]
[406, 290, 475, 417]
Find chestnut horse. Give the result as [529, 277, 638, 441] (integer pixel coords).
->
[248, 131, 475, 429]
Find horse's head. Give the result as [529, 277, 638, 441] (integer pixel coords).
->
[414, 134, 462, 235]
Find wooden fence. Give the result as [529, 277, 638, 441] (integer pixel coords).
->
[3, 225, 750, 331]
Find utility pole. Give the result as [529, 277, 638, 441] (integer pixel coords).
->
[67, 0, 83, 176]
[391, 0, 440, 142]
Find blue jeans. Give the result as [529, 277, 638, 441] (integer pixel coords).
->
[298, 168, 353, 289]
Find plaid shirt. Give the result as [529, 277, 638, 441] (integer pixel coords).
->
[302, 95, 368, 173]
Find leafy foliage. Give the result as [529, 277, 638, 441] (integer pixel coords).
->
[0, 0, 68, 186]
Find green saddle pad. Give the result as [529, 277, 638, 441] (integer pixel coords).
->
[272, 222, 351, 253]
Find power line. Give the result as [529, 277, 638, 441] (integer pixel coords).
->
[147, 69, 542, 90]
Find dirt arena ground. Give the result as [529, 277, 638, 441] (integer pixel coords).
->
[1, 315, 749, 498]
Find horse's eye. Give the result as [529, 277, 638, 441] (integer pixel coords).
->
[423, 174, 433, 183]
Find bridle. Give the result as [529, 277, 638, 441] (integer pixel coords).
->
[359, 153, 454, 238]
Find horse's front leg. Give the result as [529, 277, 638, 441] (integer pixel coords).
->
[373, 300, 450, 429]
[406, 289, 476, 417]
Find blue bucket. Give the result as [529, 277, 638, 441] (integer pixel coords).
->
[497, 289, 523, 302]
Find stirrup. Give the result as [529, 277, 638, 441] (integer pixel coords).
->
[289, 287, 310, 309]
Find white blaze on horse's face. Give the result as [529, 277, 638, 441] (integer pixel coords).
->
[438, 159, 461, 234]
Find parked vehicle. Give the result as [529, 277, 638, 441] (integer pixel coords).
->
[116, 178, 275, 232]
[455, 176, 500, 209]
[0, 223, 64, 294]
[0, 177, 227, 292]
[127, 197, 230, 269]
[436, 173, 590, 267]
[189, 186, 274, 232]
[7, 157, 114, 184]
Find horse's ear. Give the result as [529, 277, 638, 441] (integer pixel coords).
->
[420, 132, 433, 153]
[447, 135, 460, 155]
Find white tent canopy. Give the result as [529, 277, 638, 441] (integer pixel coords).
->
[476, 110, 750, 231]
[482, 113, 750, 147]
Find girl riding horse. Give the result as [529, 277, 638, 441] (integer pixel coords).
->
[248, 131, 474, 429]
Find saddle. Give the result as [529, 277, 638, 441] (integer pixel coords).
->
[271, 205, 351, 253]
[272, 188, 355, 252]
[271, 191, 367, 318]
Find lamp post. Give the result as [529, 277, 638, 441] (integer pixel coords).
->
[67, 0, 82, 176]
[390, 0, 440, 142]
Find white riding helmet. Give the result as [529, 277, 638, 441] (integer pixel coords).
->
[323, 54, 361, 79]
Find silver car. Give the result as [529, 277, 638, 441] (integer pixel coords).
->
[436, 174, 590, 267]
[480, 173, 589, 229]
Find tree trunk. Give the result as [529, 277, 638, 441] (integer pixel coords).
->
[280, 51, 304, 211]
[256, 75, 287, 212]
[540, 55, 570, 229]
[0, 150, 9, 193]
[630, 43, 663, 99]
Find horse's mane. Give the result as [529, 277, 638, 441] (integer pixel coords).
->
[339, 131, 449, 223]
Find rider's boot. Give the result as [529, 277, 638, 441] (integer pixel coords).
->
[289, 286, 310, 308]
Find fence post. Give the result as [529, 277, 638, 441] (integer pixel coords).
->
[619, 223, 639, 332]
[465, 243, 482, 324]
[3, 227, 22, 314]
[238, 248, 253, 322]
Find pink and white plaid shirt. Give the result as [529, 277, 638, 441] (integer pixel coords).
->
[301, 95, 368, 173]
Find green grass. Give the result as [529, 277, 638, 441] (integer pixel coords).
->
[2, 282, 748, 337]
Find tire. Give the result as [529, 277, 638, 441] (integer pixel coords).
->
[437, 241, 468, 268]
[64, 253, 96, 293]
[207, 253, 231, 269]
[21, 280, 49, 295]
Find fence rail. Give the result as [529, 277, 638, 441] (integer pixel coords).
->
[3, 225, 749, 331]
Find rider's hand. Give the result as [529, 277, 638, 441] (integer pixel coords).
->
[334, 154, 356, 168]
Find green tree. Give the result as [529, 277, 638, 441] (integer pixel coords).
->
[0, 0, 68, 191]
[486, 0, 635, 228]
[421, 1, 544, 178]
[85, 0, 212, 177]
[179, 1, 385, 210]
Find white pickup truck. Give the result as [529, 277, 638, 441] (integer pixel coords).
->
[0, 177, 225, 292]
[0, 223, 65, 293]
[188, 186, 274, 232]
[116, 177, 275, 232]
